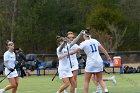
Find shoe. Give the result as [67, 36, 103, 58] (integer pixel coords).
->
[111, 76, 117, 85]
[93, 85, 102, 93]
[104, 88, 109, 93]
[64, 89, 68, 93]
[0, 89, 5, 93]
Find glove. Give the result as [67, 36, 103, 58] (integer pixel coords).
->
[9, 68, 15, 72]
[81, 30, 86, 35]
[63, 37, 67, 42]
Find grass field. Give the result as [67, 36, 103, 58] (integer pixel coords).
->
[0, 73, 140, 93]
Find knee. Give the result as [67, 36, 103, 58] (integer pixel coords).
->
[11, 83, 18, 88]
[11, 84, 17, 88]
[16, 82, 18, 87]
[65, 81, 70, 87]
[74, 77, 77, 82]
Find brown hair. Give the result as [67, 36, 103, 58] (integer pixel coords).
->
[56, 36, 64, 46]
[6, 40, 14, 46]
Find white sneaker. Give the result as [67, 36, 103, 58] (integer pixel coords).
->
[93, 85, 102, 93]
[0, 89, 5, 93]
[104, 88, 109, 93]
[111, 76, 117, 85]
[64, 89, 68, 93]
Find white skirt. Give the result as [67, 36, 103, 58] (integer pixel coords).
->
[71, 64, 79, 71]
[58, 68, 73, 79]
[85, 61, 103, 73]
[5, 68, 18, 78]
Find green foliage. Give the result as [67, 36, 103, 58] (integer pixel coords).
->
[0, 0, 139, 54]
[86, 0, 127, 31]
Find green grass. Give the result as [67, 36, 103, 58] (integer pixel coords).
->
[0, 73, 140, 93]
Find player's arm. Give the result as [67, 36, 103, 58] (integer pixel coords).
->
[58, 48, 81, 59]
[69, 30, 84, 48]
[99, 45, 111, 62]
[58, 39, 67, 52]
[4, 61, 14, 72]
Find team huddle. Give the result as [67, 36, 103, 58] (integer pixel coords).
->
[56, 30, 116, 93]
[0, 30, 116, 93]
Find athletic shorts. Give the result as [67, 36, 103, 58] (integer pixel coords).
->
[5, 68, 18, 78]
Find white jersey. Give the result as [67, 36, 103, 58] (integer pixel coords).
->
[4, 51, 16, 69]
[79, 39, 103, 72]
[4, 51, 18, 78]
[57, 46, 73, 79]
[69, 44, 79, 71]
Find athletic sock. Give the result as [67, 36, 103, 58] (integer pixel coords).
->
[107, 77, 113, 81]
[0, 89, 5, 93]
[95, 85, 102, 93]
[75, 88, 77, 93]
[64, 88, 68, 93]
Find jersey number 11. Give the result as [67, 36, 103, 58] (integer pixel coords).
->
[90, 44, 97, 53]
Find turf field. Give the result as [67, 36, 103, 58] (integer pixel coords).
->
[0, 73, 140, 93]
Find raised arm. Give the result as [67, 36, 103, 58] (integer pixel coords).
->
[69, 30, 85, 48]
[99, 45, 111, 62]
[58, 38, 67, 52]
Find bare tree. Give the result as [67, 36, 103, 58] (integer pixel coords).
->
[90, 29, 113, 51]
[107, 23, 127, 51]
[90, 25, 127, 52]
[11, 0, 17, 41]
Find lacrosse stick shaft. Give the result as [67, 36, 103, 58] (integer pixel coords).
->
[0, 71, 12, 83]
[66, 44, 72, 68]
[52, 69, 58, 81]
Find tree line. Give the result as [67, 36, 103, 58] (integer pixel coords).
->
[0, 0, 139, 55]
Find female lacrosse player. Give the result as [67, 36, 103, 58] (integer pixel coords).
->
[59, 30, 111, 93]
[56, 31, 83, 93]
[56, 36, 75, 93]
[0, 40, 19, 93]
[64, 32, 80, 93]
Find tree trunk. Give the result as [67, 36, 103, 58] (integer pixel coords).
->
[11, 0, 17, 41]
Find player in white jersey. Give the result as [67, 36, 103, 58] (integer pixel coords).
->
[56, 36, 75, 93]
[56, 31, 84, 93]
[64, 32, 80, 93]
[59, 30, 111, 93]
[0, 40, 19, 93]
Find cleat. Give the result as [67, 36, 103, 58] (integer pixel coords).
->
[111, 76, 117, 85]
[93, 85, 102, 93]
[0, 89, 5, 93]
